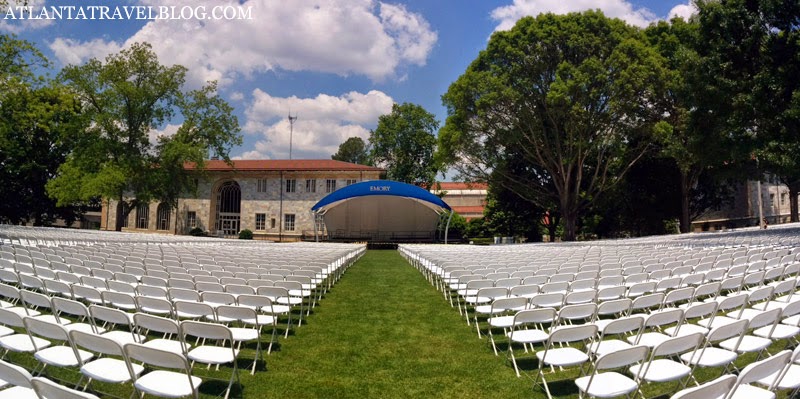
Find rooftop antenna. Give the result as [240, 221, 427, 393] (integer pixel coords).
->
[288, 112, 298, 160]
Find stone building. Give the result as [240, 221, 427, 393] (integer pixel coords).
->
[691, 177, 796, 231]
[99, 160, 384, 241]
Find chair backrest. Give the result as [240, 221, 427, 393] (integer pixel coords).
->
[0, 307, 25, 328]
[133, 312, 180, 336]
[69, 329, 125, 358]
[643, 308, 684, 328]
[671, 374, 736, 399]
[180, 320, 233, 341]
[600, 315, 644, 336]
[596, 298, 632, 317]
[652, 332, 704, 357]
[529, 292, 564, 308]
[548, 324, 598, 344]
[0, 358, 34, 389]
[707, 318, 749, 344]
[89, 304, 132, 326]
[727, 350, 792, 399]
[630, 293, 665, 312]
[31, 376, 101, 399]
[24, 316, 69, 341]
[683, 301, 718, 320]
[124, 342, 192, 371]
[595, 345, 649, 370]
[52, 297, 91, 321]
[490, 297, 528, 314]
[557, 303, 597, 321]
[513, 308, 557, 325]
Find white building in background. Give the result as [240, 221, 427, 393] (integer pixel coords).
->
[692, 176, 796, 231]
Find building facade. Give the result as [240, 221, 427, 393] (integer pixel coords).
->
[431, 182, 488, 221]
[100, 160, 384, 241]
[691, 177, 797, 231]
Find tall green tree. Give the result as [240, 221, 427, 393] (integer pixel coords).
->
[332, 136, 371, 165]
[370, 102, 440, 187]
[47, 42, 241, 231]
[0, 35, 85, 225]
[438, 11, 666, 241]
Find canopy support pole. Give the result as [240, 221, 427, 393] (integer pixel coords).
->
[444, 211, 454, 244]
[313, 211, 319, 242]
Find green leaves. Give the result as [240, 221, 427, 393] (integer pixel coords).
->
[370, 103, 440, 187]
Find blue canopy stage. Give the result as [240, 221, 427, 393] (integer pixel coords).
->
[311, 180, 454, 243]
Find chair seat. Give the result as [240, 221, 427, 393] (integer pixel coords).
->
[0, 334, 50, 353]
[187, 346, 238, 365]
[101, 331, 144, 346]
[507, 329, 548, 344]
[680, 347, 737, 367]
[628, 332, 670, 348]
[697, 316, 739, 329]
[591, 339, 633, 357]
[82, 357, 144, 383]
[230, 327, 259, 342]
[630, 358, 692, 382]
[754, 323, 800, 340]
[720, 335, 771, 353]
[30, 315, 64, 325]
[727, 382, 776, 399]
[664, 323, 709, 337]
[488, 315, 516, 329]
[0, 326, 13, 337]
[757, 364, 800, 390]
[35, 346, 93, 367]
[63, 322, 105, 335]
[783, 314, 800, 326]
[134, 370, 202, 398]
[536, 347, 589, 367]
[143, 339, 187, 356]
[575, 371, 638, 398]
[0, 385, 38, 399]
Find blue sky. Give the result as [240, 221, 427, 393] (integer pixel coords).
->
[4, 0, 694, 160]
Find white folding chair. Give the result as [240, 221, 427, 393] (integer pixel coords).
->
[23, 317, 94, 374]
[89, 305, 144, 345]
[124, 343, 202, 399]
[506, 308, 557, 377]
[575, 345, 649, 399]
[133, 312, 189, 356]
[535, 324, 598, 399]
[590, 315, 644, 357]
[681, 319, 749, 383]
[181, 320, 239, 399]
[630, 332, 704, 394]
[0, 308, 50, 358]
[31, 376, 101, 399]
[629, 308, 684, 348]
[719, 308, 780, 359]
[69, 329, 144, 391]
[216, 305, 268, 375]
[726, 349, 791, 399]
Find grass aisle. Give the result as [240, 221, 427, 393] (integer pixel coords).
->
[249, 250, 531, 398]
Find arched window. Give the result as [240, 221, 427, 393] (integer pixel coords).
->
[215, 181, 241, 236]
[136, 203, 150, 229]
[156, 203, 171, 231]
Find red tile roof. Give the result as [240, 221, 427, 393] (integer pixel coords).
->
[186, 159, 384, 172]
[436, 182, 488, 190]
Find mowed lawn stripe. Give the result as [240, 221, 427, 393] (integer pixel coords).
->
[248, 249, 531, 398]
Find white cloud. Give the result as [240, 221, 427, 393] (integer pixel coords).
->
[0, 0, 54, 33]
[668, 2, 696, 21]
[238, 89, 394, 159]
[47, 0, 437, 86]
[148, 123, 181, 144]
[490, 0, 659, 30]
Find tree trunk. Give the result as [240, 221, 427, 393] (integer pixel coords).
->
[680, 171, 691, 233]
[562, 208, 578, 241]
[789, 183, 799, 223]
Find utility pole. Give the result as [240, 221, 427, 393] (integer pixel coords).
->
[288, 113, 298, 160]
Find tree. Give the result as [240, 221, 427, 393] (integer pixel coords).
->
[47, 42, 241, 231]
[438, 11, 666, 241]
[370, 102, 440, 187]
[332, 136, 371, 165]
[0, 35, 86, 226]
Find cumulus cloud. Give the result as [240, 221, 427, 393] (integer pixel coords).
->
[0, 0, 54, 33]
[148, 123, 181, 144]
[490, 0, 659, 30]
[668, 2, 697, 21]
[238, 89, 394, 159]
[47, 0, 437, 86]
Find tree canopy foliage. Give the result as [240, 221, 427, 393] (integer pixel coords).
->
[370, 102, 440, 187]
[47, 42, 241, 230]
[332, 136, 372, 165]
[0, 35, 86, 225]
[439, 11, 667, 240]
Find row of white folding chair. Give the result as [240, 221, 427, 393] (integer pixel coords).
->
[0, 358, 102, 399]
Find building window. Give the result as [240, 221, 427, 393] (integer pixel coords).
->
[285, 179, 296, 193]
[270, 218, 276, 229]
[306, 179, 316, 193]
[255, 213, 266, 230]
[120, 203, 130, 228]
[187, 211, 197, 228]
[257, 178, 268, 193]
[326, 179, 337, 193]
[769, 193, 775, 206]
[156, 203, 171, 231]
[781, 192, 788, 205]
[136, 203, 149, 229]
[284, 214, 296, 231]
[346, 179, 357, 186]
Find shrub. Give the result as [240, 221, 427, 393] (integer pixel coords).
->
[188, 227, 206, 236]
[239, 229, 253, 240]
